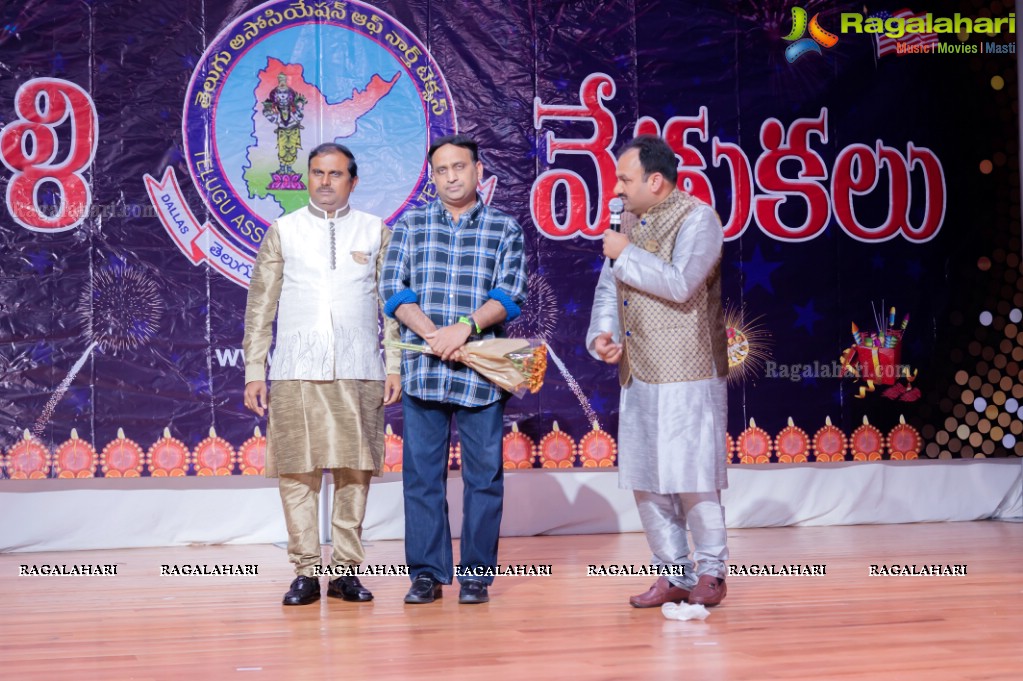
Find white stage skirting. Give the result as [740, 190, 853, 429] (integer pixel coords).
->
[1, 459, 1020, 553]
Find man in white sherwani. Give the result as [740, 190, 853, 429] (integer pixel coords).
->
[587, 135, 729, 608]
[243, 143, 401, 605]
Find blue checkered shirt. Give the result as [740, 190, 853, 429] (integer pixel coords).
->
[380, 199, 528, 407]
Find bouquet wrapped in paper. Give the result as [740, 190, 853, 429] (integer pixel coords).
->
[387, 338, 547, 398]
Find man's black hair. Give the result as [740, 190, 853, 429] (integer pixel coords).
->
[309, 143, 358, 178]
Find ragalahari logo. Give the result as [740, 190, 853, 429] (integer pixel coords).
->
[783, 7, 839, 62]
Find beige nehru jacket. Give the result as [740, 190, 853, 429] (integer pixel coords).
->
[615, 189, 728, 386]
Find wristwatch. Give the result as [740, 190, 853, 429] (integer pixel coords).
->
[458, 315, 481, 334]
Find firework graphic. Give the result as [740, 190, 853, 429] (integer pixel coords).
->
[32, 265, 164, 437]
[724, 301, 773, 384]
[507, 273, 560, 343]
[77, 265, 164, 352]
[725, 0, 856, 94]
[545, 344, 600, 430]
[505, 273, 599, 425]
[730, 0, 835, 41]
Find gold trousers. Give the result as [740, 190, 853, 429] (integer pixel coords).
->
[278, 468, 373, 576]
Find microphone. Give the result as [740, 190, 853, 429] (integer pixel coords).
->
[608, 197, 624, 265]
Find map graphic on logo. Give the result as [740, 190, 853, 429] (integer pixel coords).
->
[783, 7, 839, 62]
[145, 0, 457, 287]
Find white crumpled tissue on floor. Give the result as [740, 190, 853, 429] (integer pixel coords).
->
[661, 602, 710, 621]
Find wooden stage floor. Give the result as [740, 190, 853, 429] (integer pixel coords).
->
[2, 521, 1021, 680]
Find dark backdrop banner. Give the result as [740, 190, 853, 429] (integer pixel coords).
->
[0, 0, 1018, 477]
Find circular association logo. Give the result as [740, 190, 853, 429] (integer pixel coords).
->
[181, 0, 456, 256]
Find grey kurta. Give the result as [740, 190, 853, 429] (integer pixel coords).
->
[244, 213, 399, 477]
[586, 204, 728, 494]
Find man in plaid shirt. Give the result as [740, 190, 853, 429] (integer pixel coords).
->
[380, 134, 527, 605]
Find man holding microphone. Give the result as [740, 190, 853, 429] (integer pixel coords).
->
[587, 135, 730, 608]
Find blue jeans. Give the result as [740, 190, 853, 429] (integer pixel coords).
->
[402, 393, 505, 585]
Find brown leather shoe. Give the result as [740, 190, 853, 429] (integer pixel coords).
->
[629, 576, 690, 608]
[689, 575, 726, 606]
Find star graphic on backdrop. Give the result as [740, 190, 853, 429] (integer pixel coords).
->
[526, 138, 543, 161]
[591, 256, 605, 274]
[904, 260, 923, 280]
[34, 186, 58, 210]
[26, 250, 50, 275]
[105, 253, 127, 269]
[793, 300, 823, 334]
[738, 245, 783, 294]
[563, 298, 580, 315]
[66, 387, 89, 414]
[870, 254, 885, 270]
[30, 342, 52, 365]
[188, 372, 210, 397]
[588, 392, 609, 415]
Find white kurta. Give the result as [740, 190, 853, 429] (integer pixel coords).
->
[243, 204, 399, 476]
[586, 204, 728, 494]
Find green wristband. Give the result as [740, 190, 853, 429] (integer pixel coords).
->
[458, 315, 480, 334]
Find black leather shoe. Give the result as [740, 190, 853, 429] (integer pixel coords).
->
[458, 579, 489, 604]
[327, 575, 373, 602]
[282, 576, 320, 606]
[404, 575, 442, 604]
